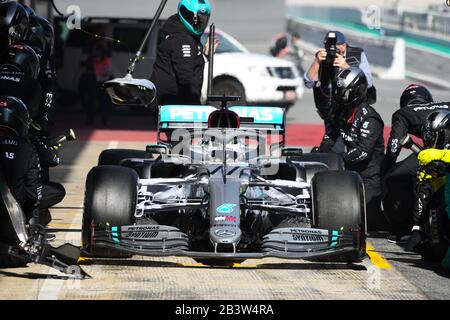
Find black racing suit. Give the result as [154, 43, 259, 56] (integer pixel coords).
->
[0, 129, 65, 224]
[0, 70, 60, 181]
[150, 14, 205, 105]
[34, 54, 57, 137]
[32, 51, 59, 181]
[324, 102, 386, 232]
[0, 132, 65, 224]
[0, 70, 42, 118]
[0, 131, 64, 265]
[0, 133, 42, 217]
[382, 102, 450, 235]
[384, 102, 450, 172]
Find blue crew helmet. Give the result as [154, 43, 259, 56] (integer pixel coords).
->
[178, 0, 211, 36]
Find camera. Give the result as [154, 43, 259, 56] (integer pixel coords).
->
[324, 31, 337, 65]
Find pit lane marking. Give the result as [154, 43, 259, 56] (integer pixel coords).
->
[47, 222, 78, 228]
[107, 141, 119, 149]
[37, 207, 81, 299]
[182, 245, 392, 270]
[366, 243, 392, 269]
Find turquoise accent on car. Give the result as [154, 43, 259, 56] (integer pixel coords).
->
[160, 105, 215, 122]
[159, 105, 284, 125]
[229, 106, 284, 125]
[111, 226, 119, 243]
[330, 230, 339, 247]
[216, 203, 237, 214]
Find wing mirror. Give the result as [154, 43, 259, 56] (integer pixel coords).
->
[103, 74, 156, 106]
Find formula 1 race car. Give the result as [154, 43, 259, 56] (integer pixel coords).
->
[81, 96, 367, 265]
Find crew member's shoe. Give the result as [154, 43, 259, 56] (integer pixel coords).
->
[45, 233, 56, 242]
[405, 230, 424, 252]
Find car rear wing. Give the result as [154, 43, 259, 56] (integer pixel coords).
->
[158, 105, 286, 131]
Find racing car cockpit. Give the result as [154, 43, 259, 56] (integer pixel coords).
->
[208, 107, 240, 129]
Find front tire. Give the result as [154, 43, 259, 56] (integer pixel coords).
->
[311, 171, 366, 262]
[82, 165, 138, 258]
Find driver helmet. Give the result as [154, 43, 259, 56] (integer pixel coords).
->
[0, 1, 29, 48]
[26, 15, 54, 62]
[0, 95, 31, 137]
[422, 110, 450, 149]
[334, 67, 368, 109]
[400, 84, 433, 108]
[178, 0, 211, 36]
[0, 43, 41, 79]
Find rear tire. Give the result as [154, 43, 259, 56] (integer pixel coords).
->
[98, 149, 146, 166]
[423, 190, 450, 261]
[311, 171, 366, 262]
[212, 79, 246, 106]
[82, 165, 138, 258]
[303, 164, 328, 184]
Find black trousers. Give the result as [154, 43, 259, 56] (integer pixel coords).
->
[363, 176, 388, 233]
[37, 182, 66, 226]
[381, 154, 418, 235]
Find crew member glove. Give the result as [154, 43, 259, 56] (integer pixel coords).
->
[418, 149, 450, 166]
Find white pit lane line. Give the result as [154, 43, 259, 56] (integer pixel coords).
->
[37, 204, 83, 300]
[36, 140, 120, 298]
[107, 141, 119, 149]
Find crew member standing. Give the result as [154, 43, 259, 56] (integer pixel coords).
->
[150, 0, 216, 105]
[381, 84, 448, 238]
[324, 67, 386, 232]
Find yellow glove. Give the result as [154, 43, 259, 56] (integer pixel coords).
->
[418, 170, 433, 182]
[418, 149, 450, 166]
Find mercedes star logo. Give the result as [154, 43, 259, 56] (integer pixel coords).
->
[215, 229, 236, 237]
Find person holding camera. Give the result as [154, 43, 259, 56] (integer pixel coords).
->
[304, 31, 375, 152]
[304, 31, 374, 96]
